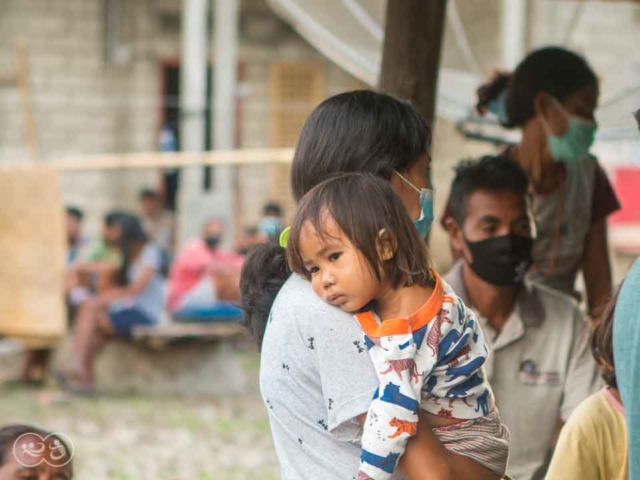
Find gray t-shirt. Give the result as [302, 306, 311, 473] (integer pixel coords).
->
[111, 243, 165, 322]
[260, 274, 404, 480]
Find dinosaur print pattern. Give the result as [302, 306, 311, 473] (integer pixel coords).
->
[446, 344, 472, 368]
[426, 308, 453, 356]
[475, 389, 491, 416]
[353, 279, 498, 479]
[388, 418, 418, 439]
[359, 451, 400, 475]
[376, 383, 420, 412]
[379, 358, 420, 383]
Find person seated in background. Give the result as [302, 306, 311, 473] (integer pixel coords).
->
[66, 210, 123, 307]
[0, 424, 73, 479]
[138, 188, 175, 269]
[59, 213, 165, 395]
[257, 201, 284, 241]
[167, 219, 244, 320]
[443, 155, 599, 480]
[235, 226, 266, 256]
[545, 285, 628, 480]
[65, 206, 86, 264]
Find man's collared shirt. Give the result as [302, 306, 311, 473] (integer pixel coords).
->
[444, 261, 599, 480]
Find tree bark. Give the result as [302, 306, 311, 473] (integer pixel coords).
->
[379, 0, 448, 127]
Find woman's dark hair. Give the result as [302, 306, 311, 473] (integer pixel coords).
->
[110, 212, 148, 286]
[477, 46, 597, 128]
[240, 244, 291, 346]
[449, 154, 530, 227]
[240, 90, 431, 347]
[287, 173, 434, 290]
[591, 284, 622, 389]
[0, 424, 72, 470]
[291, 90, 430, 201]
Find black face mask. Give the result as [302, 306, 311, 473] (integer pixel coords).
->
[464, 234, 533, 286]
[204, 235, 222, 249]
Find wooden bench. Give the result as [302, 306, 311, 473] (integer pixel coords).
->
[132, 321, 246, 349]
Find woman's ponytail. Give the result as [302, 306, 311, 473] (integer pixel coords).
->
[475, 71, 511, 122]
[240, 242, 291, 348]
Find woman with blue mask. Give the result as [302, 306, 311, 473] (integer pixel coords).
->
[445, 47, 620, 315]
[240, 91, 498, 480]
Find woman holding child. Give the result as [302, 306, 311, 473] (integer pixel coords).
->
[241, 91, 507, 480]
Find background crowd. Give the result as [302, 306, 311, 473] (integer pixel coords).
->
[0, 32, 638, 480]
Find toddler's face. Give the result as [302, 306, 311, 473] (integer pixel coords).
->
[299, 218, 383, 313]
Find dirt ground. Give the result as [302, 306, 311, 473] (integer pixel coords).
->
[0, 353, 280, 480]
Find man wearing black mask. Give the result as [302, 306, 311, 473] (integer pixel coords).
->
[166, 219, 244, 320]
[443, 155, 599, 480]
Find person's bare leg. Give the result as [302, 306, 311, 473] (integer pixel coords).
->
[71, 299, 102, 383]
[31, 349, 51, 380]
[83, 311, 114, 387]
[16, 349, 51, 384]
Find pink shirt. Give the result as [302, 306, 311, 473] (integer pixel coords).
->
[167, 239, 244, 312]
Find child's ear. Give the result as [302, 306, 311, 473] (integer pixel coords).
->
[376, 228, 398, 261]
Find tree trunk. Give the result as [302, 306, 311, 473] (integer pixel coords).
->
[379, 0, 448, 127]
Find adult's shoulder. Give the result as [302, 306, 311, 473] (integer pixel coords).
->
[561, 390, 614, 438]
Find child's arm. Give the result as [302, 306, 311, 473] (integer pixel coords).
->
[357, 327, 421, 480]
[399, 412, 500, 480]
[355, 411, 500, 480]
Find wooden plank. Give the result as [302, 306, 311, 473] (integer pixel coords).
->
[0, 168, 66, 345]
[132, 322, 245, 340]
[0, 147, 295, 172]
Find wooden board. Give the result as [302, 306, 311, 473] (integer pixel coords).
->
[132, 322, 245, 340]
[0, 148, 295, 172]
[0, 167, 67, 346]
[132, 322, 246, 349]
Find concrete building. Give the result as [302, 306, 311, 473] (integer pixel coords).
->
[0, 0, 360, 243]
[1, 0, 638, 273]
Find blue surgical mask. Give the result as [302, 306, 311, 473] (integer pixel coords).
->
[258, 216, 283, 239]
[544, 98, 597, 163]
[394, 170, 434, 238]
[487, 90, 509, 125]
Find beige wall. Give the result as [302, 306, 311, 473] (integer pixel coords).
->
[0, 0, 358, 241]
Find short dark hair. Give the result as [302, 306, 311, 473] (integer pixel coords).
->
[449, 155, 529, 226]
[291, 90, 430, 201]
[0, 424, 72, 469]
[591, 285, 622, 389]
[477, 47, 597, 128]
[139, 188, 159, 201]
[104, 209, 126, 226]
[287, 173, 434, 290]
[263, 202, 282, 216]
[66, 206, 84, 221]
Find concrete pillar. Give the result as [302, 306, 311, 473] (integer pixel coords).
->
[212, 0, 240, 242]
[178, 0, 208, 246]
[501, 0, 527, 69]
